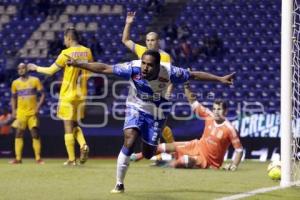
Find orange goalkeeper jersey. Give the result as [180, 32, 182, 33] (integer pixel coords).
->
[192, 101, 243, 168]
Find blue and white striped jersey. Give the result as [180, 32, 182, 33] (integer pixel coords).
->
[113, 60, 190, 119]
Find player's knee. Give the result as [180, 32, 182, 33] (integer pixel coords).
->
[32, 134, 40, 139]
[15, 130, 24, 138]
[15, 133, 23, 138]
[30, 128, 39, 139]
[124, 136, 135, 148]
[124, 129, 138, 148]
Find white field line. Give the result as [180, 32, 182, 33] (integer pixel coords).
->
[215, 181, 300, 200]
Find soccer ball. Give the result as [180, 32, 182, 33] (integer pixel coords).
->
[267, 161, 281, 181]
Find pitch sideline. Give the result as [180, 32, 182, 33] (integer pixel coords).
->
[215, 181, 300, 200]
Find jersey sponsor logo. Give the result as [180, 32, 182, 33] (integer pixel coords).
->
[205, 137, 217, 146]
[119, 62, 131, 69]
[70, 52, 88, 58]
[158, 83, 166, 88]
[17, 88, 36, 96]
[158, 77, 169, 82]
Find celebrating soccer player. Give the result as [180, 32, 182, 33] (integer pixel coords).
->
[123, 11, 175, 161]
[10, 63, 45, 164]
[65, 49, 234, 193]
[27, 28, 92, 166]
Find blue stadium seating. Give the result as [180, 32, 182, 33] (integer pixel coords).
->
[0, 0, 281, 115]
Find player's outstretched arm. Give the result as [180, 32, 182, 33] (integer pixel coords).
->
[190, 71, 235, 85]
[27, 63, 61, 76]
[165, 84, 174, 100]
[122, 11, 136, 50]
[183, 82, 197, 105]
[70, 62, 113, 74]
[65, 54, 113, 74]
[232, 149, 243, 166]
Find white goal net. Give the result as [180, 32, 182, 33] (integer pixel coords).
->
[292, 0, 300, 183]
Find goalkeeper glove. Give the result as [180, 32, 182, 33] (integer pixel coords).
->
[222, 163, 237, 171]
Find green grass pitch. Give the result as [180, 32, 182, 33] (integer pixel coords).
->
[0, 159, 299, 200]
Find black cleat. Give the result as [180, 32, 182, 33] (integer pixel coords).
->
[110, 184, 125, 194]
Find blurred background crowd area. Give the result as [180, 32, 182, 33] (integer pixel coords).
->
[0, 0, 280, 117]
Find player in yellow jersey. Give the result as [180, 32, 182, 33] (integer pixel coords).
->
[122, 12, 175, 162]
[10, 63, 45, 164]
[27, 28, 93, 166]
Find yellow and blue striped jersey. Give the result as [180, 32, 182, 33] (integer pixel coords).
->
[11, 76, 43, 117]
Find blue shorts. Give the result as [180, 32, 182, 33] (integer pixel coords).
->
[123, 107, 166, 146]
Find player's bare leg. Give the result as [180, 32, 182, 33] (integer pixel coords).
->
[150, 142, 190, 166]
[111, 128, 138, 194]
[169, 155, 197, 168]
[156, 141, 189, 154]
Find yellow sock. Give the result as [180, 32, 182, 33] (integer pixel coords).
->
[32, 138, 41, 160]
[74, 127, 86, 148]
[15, 138, 24, 161]
[162, 126, 175, 143]
[64, 133, 75, 161]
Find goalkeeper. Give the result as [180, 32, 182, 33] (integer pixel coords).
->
[155, 82, 243, 170]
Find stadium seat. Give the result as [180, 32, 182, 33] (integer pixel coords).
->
[111, 5, 123, 14]
[77, 5, 88, 14]
[100, 5, 111, 14]
[6, 5, 16, 15]
[75, 22, 86, 31]
[44, 32, 55, 40]
[0, 0, 281, 115]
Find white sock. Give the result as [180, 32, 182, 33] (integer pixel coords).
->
[150, 153, 173, 161]
[161, 143, 166, 153]
[116, 151, 130, 185]
[161, 153, 172, 161]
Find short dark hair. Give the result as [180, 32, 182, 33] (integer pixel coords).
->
[142, 49, 161, 66]
[213, 99, 228, 111]
[64, 27, 80, 42]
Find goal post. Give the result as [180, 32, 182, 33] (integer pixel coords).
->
[281, 0, 293, 187]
